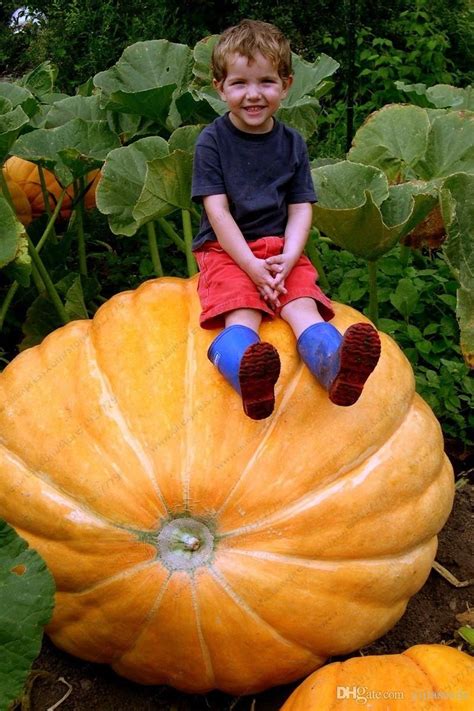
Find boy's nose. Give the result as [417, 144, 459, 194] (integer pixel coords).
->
[246, 84, 261, 99]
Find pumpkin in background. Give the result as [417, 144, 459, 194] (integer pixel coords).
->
[3, 179, 32, 226]
[280, 644, 474, 710]
[0, 277, 454, 694]
[3, 156, 99, 223]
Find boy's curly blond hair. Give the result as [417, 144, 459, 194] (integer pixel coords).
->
[212, 19, 292, 83]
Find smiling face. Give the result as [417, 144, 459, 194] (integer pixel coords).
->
[214, 52, 292, 134]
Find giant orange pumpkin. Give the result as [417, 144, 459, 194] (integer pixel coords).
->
[280, 644, 474, 710]
[3, 156, 99, 224]
[0, 277, 454, 694]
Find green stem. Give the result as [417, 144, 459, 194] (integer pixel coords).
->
[27, 236, 69, 325]
[156, 217, 186, 252]
[0, 282, 19, 331]
[368, 260, 379, 327]
[30, 263, 44, 293]
[37, 189, 67, 251]
[181, 209, 197, 276]
[0, 170, 15, 210]
[306, 229, 330, 292]
[0, 189, 67, 332]
[38, 164, 57, 243]
[74, 178, 88, 276]
[146, 221, 164, 277]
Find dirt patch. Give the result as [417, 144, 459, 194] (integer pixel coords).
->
[26, 482, 472, 711]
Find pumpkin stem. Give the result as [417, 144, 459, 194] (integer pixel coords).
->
[38, 164, 57, 244]
[181, 209, 197, 277]
[181, 534, 201, 551]
[146, 221, 164, 277]
[74, 177, 88, 276]
[368, 259, 379, 327]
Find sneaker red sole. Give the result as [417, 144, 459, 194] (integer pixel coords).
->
[239, 342, 281, 420]
[329, 323, 381, 407]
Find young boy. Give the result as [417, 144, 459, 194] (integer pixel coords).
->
[192, 19, 380, 420]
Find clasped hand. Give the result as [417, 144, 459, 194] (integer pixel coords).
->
[247, 254, 294, 310]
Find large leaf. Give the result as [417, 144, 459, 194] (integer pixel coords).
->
[133, 149, 194, 224]
[0, 103, 30, 164]
[440, 172, 474, 367]
[312, 161, 389, 208]
[396, 81, 474, 110]
[0, 520, 55, 710]
[414, 111, 474, 180]
[192, 35, 219, 86]
[284, 53, 339, 104]
[0, 82, 38, 118]
[96, 136, 169, 235]
[312, 161, 438, 260]
[348, 104, 431, 181]
[11, 118, 120, 185]
[94, 40, 194, 130]
[45, 95, 108, 128]
[0, 195, 26, 269]
[19, 61, 58, 100]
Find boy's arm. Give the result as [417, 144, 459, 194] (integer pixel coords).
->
[203, 194, 281, 304]
[266, 202, 313, 287]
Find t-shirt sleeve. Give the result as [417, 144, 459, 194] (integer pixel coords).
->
[191, 129, 226, 202]
[286, 135, 317, 204]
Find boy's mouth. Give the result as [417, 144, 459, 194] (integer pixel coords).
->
[244, 106, 265, 114]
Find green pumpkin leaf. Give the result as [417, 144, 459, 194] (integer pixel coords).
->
[168, 125, 204, 154]
[45, 95, 108, 128]
[0, 81, 38, 118]
[0, 195, 26, 269]
[440, 172, 474, 367]
[0, 103, 30, 163]
[96, 136, 169, 236]
[133, 149, 193, 224]
[11, 118, 120, 185]
[0, 520, 55, 710]
[414, 111, 474, 180]
[284, 53, 339, 104]
[19, 61, 58, 99]
[192, 35, 219, 86]
[396, 81, 474, 110]
[348, 104, 431, 181]
[312, 162, 438, 260]
[94, 40, 194, 130]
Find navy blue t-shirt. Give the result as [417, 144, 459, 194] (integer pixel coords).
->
[191, 113, 316, 250]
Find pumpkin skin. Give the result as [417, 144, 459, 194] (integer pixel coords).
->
[280, 644, 474, 710]
[3, 179, 32, 226]
[3, 156, 99, 222]
[0, 277, 454, 694]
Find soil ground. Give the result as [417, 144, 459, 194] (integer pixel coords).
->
[24, 477, 473, 711]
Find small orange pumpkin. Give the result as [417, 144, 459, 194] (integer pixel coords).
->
[3, 156, 99, 223]
[280, 644, 474, 710]
[0, 278, 454, 694]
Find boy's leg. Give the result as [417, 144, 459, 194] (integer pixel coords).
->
[208, 308, 280, 420]
[281, 298, 380, 406]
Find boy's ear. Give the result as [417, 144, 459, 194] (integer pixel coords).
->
[282, 74, 293, 97]
[213, 78, 225, 98]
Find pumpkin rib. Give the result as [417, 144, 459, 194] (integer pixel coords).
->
[219, 397, 445, 550]
[86, 327, 170, 517]
[182, 307, 199, 511]
[209, 566, 322, 659]
[402, 652, 444, 697]
[190, 575, 217, 687]
[110, 569, 173, 664]
[214, 361, 307, 519]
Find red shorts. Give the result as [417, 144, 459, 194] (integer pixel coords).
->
[194, 236, 334, 329]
